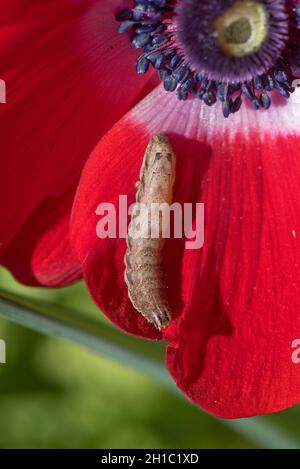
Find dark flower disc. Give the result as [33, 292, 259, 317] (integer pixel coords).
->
[116, 0, 300, 117]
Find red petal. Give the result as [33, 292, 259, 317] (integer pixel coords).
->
[1, 187, 81, 287]
[0, 0, 157, 254]
[72, 85, 300, 417]
[0, 0, 158, 285]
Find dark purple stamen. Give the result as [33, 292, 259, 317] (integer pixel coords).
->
[116, 0, 300, 118]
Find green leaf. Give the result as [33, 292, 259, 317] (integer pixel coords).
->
[0, 287, 299, 449]
[0, 287, 166, 380]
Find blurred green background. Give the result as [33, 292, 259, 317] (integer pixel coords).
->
[0, 266, 300, 449]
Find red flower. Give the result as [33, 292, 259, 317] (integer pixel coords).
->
[2, 0, 300, 418]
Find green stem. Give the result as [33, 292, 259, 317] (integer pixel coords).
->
[0, 291, 298, 449]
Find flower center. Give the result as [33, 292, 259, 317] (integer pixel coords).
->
[116, 0, 300, 117]
[177, 0, 289, 83]
[214, 1, 268, 57]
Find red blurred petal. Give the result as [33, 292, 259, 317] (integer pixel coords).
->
[72, 85, 300, 417]
[0, 0, 158, 285]
[0, 0, 157, 254]
[1, 186, 81, 287]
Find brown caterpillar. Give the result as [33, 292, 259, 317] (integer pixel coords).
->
[124, 134, 176, 330]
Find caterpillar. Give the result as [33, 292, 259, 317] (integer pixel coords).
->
[124, 134, 176, 330]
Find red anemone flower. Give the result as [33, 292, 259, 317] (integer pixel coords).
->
[2, 0, 300, 419]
